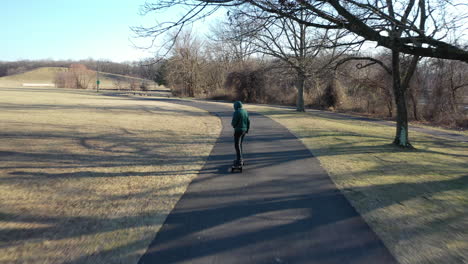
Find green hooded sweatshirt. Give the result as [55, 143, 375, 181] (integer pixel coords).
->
[231, 101, 250, 133]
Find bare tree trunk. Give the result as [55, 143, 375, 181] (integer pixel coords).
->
[296, 71, 306, 112]
[296, 19, 306, 112]
[450, 89, 458, 114]
[449, 76, 459, 114]
[409, 91, 419, 121]
[391, 49, 412, 148]
[386, 100, 393, 118]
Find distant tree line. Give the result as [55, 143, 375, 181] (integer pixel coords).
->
[132, 0, 468, 148]
[153, 28, 467, 129]
[133, 0, 468, 140]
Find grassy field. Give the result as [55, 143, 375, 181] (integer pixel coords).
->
[0, 67, 63, 87]
[0, 87, 221, 264]
[0, 67, 159, 90]
[245, 104, 467, 264]
[1, 85, 465, 263]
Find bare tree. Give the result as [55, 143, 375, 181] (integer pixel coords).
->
[53, 64, 93, 89]
[339, 55, 395, 116]
[426, 59, 468, 124]
[113, 79, 124, 90]
[226, 8, 355, 111]
[443, 60, 468, 115]
[165, 30, 204, 97]
[133, 0, 468, 147]
[129, 79, 139, 91]
[54, 71, 69, 88]
[134, 1, 467, 60]
[210, 15, 256, 65]
[69, 64, 93, 89]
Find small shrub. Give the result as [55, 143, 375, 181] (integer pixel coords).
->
[456, 116, 468, 129]
[140, 81, 149, 91]
[129, 80, 139, 91]
[113, 79, 124, 90]
[225, 69, 265, 103]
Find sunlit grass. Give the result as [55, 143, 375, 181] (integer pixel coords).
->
[0, 67, 65, 85]
[248, 104, 467, 264]
[0, 87, 221, 264]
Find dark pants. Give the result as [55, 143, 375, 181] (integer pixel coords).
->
[234, 130, 246, 162]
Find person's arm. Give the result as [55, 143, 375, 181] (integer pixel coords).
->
[247, 115, 250, 133]
[231, 111, 239, 128]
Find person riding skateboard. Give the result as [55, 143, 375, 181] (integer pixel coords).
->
[231, 101, 250, 166]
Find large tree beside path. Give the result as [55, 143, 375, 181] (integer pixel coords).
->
[134, 0, 468, 148]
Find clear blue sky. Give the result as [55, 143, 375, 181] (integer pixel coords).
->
[4, 1, 465, 63]
[2, 0, 207, 62]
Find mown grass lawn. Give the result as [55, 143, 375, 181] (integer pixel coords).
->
[247, 104, 467, 264]
[0, 87, 221, 264]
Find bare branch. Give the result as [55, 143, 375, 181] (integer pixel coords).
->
[335, 56, 392, 74]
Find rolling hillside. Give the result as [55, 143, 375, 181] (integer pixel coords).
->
[0, 67, 159, 90]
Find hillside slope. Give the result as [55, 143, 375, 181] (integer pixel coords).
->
[0, 67, 158, 89]
[0, 67, 65, 87]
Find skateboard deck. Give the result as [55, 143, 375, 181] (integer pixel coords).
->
[231, 160, 243, 173]
[231, 165, 242, 173]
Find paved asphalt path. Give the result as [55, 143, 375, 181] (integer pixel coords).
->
[137, 98, 398, 264]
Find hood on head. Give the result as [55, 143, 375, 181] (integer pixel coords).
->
[234, 101, 243, 110]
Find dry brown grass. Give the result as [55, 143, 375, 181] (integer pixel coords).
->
[0, 67, 65, 87]
[0, 87, 221, 264]
[0, 67, 159, 90]
[245, 104, 467, 264]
